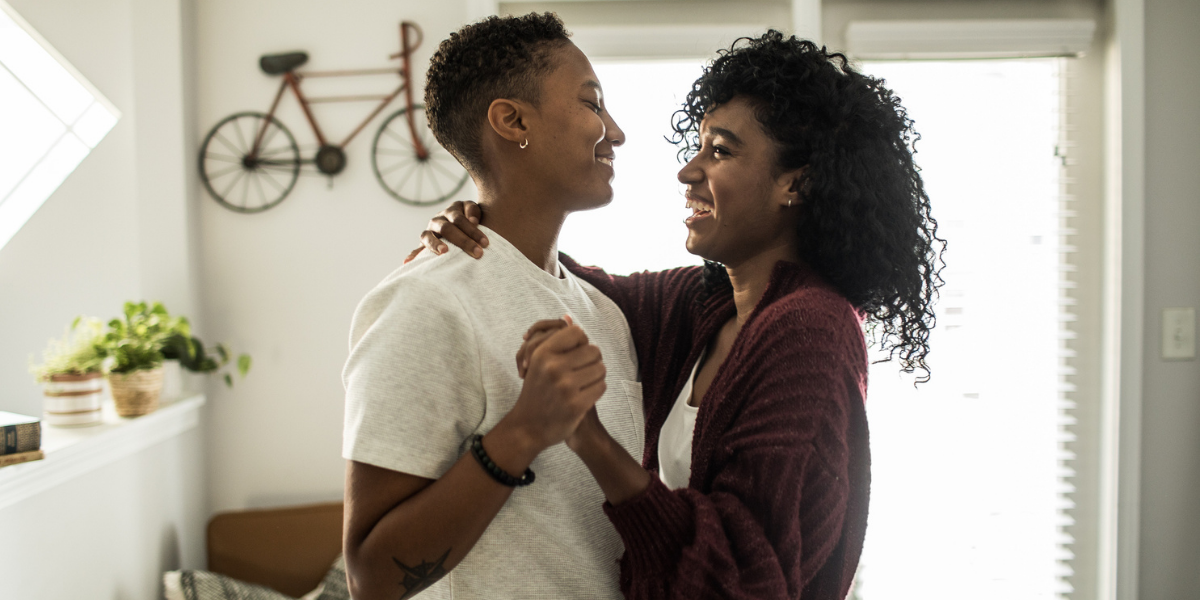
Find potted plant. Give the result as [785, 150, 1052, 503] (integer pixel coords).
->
[159, 320, 251, 391]
[31, 317, 107, 426]
[157, 317, 195, 399]
[102, 301, 182, 417]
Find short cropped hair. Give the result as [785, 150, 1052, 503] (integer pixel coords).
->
[424, 12, 571, 175]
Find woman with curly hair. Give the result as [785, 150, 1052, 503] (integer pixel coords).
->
[424, 30, 943, 600]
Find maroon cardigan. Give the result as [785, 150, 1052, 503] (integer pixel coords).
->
[563, 256, 871, 600]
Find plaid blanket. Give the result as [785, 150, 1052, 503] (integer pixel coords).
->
[164, 555, 348, 600]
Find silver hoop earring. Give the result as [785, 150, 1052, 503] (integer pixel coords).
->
[519, 138, 529, 149]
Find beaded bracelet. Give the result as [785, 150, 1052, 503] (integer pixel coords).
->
[469, 434, 535, 487]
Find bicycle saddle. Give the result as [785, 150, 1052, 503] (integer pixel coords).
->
[259, 52, 308, 75]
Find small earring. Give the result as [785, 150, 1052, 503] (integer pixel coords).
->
[787, 199, 792, 207]
[519, 138, 529, 149]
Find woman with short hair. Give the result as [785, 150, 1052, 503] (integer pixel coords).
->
[343, 13, 641, 600]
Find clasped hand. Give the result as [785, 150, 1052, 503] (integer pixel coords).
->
[506, 316, 607, 453]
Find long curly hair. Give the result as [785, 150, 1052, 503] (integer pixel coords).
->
[675, 31, 946, 382]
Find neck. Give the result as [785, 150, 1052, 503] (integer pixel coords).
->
[725, 242, 801, 326]
[476, 185, 567, 275]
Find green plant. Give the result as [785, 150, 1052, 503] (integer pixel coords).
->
[31, 317, 107, 380]
[160, 329, 251, 388]
[102, 301, 184, 374]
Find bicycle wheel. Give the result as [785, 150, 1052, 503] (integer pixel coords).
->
[199, 112, 300, 213]
[372, 105, 469, 206]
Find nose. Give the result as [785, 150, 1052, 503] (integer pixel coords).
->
[603, 110, 625, 147]
[677, 152, 702, 185]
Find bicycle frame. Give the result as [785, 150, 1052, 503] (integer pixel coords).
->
[248, 21, 430, 162]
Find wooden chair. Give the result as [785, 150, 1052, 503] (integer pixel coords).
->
[206, 502, 344, 598]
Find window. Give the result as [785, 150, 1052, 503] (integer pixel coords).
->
[854, 58, 1071, 600]
[558, 60, 706, 274]
[0, 1, 119, 252]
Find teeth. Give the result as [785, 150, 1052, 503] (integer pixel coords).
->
[684, 199, 712, 213]
[597, 157, 613, 166]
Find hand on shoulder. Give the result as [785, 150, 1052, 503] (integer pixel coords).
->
[405, 201, 488, 263]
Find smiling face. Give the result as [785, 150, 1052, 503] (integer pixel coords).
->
[678, 95, 802, 267]
[523, 42, 624, 212]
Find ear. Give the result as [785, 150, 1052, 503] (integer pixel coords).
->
[486, 98, 530, 146]
[776, 166, 808, 208]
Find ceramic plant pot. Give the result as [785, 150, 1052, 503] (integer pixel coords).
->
[108, 367, 164, 417]
[42, 372, 104, 426]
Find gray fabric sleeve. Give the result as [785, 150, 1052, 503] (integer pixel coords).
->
[342, 275, 485, 480]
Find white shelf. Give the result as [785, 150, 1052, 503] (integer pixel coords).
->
[0, 394, 205, 511]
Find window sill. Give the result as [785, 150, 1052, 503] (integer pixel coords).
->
[0, 393, 205, 511]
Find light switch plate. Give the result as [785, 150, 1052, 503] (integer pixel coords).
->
[1162, 307, 1196, 360]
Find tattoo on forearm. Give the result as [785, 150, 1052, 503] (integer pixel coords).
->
[393, 548, 451, 599]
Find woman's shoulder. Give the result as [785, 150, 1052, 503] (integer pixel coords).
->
[739, 279, 868, 385]
[760, 281, 862, 337]
[737, 283, 868, 442]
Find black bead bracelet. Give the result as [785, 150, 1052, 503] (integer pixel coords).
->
[469, 434, 535, 487]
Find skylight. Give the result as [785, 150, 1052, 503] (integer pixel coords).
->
[0, 0, 119, 252]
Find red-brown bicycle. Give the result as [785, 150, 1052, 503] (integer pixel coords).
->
[199, 21, 468, 213]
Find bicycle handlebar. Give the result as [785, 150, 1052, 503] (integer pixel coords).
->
[389, 21, 423, 60]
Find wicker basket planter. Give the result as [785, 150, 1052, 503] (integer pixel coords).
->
[108, 367, 164, 417]
[42, 372, 104, 426]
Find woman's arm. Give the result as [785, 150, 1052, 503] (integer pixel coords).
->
[522, 300, 867, 600]
[344, 428, 537, 600]
[603, 444, 851, 600]
[612, 301, 867, 600]
[564, 409, 844, 600]
[567, 409, 653, 504]
[345, 324, 610, 600]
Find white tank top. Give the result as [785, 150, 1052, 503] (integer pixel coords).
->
[657, 352, 704, 490]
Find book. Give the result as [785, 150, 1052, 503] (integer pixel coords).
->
[0, 449, 44, 468]
[0, 411, 41, 456]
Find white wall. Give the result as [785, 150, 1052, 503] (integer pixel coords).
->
[192, 0, 473, 512]
[0, 0, 200, 415]
[0, 0, 142, 419]
[0, 427, 207, 599]
[0, 1, 207, 597]
[1138, 0, 1200, 596]
[132, 0, 202, 321]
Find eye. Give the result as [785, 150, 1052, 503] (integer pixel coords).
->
[584, 100, 602, 114]
[712, 145, 731, 157]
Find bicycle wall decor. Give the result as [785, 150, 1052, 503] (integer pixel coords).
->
[199, 21, 468, 213]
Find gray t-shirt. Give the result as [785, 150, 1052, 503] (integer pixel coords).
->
[343, 225, 644, 599]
